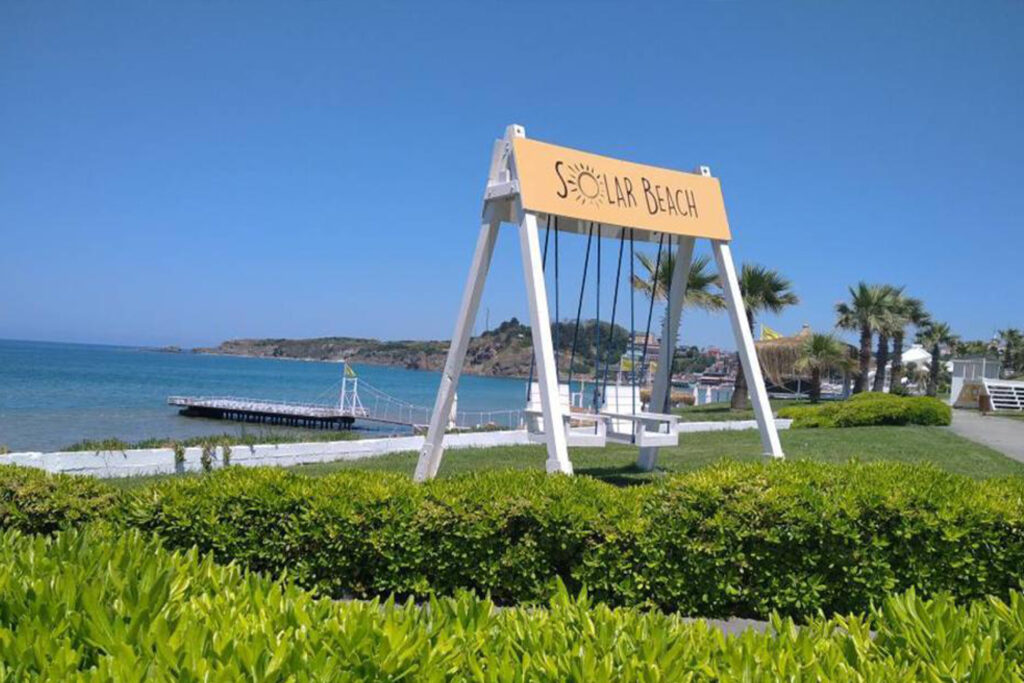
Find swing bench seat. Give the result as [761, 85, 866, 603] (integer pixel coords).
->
[525, 382, 608, 447]
[599, 410, 680, 448]
[597, 385, 679, 447]
[524, 408, 608, 447]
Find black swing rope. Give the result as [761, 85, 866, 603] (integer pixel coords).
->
[566, 222, 594, 406]
[634, 232, 667, 413]
[639, 233, 666, 400]
[592, 224, 602, 409]
[629, 229, 636, 419]
[528, 222, 664, 423]
[553, 218, 560, 369]
[660, 236, 675, 414]
[600, 228, 627, 399]
[524, 215, 554, 402]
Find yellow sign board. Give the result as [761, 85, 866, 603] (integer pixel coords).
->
[513, 138, 732, 240]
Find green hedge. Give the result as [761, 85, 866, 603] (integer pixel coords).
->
[0, 464, 118, 534]
[119, 462, 1024, 619]
[3, 526, 1024, 681]
[4, 461, 1022, 620]
[778, 393, 952, 428]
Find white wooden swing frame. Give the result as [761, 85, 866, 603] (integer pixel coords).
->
[413, 125, 783, 481]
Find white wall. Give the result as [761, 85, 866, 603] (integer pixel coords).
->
[3, 430, 531, 479]
[3, 418, 791, 479]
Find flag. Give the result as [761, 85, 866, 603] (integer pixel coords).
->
[344, 363, 357, 378]
[761, 325, 783, 341]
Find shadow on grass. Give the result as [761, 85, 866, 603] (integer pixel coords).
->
[573, 463, 656, 487]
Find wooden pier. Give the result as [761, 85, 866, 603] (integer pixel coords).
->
[167, 362, 434, 430]
[167, 396, 369, 429]
[167, 363, 519, 432]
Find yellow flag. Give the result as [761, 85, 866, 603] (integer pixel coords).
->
[344, 363, 357, 378]
[760, 325, 783, 341]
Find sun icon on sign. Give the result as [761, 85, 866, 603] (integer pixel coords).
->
[564, 163, 604, 206]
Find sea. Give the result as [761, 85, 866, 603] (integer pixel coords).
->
[0, 339, 528, 452]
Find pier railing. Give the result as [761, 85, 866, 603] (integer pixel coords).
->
[168, 395, 367, 417]
[169, 391, 525, 431]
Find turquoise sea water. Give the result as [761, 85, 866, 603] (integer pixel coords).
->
[0, 339, 527, 451]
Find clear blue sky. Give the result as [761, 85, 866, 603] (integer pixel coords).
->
[2, 2, 1021, 349]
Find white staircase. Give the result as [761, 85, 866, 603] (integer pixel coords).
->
[984, 379, 1024, 411]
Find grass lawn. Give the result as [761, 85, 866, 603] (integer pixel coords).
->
[991, 412, 1024, 422]
[278, 425, 1022, 485]
[673, 399, 799, 422]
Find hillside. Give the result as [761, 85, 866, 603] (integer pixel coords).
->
[194, 318, 630, 378]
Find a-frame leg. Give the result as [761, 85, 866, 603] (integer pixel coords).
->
[517, 208, 572, 475]
[414, 212, 500, 481]
[712, 240, 784, 458]
[637, 236, 694, 471]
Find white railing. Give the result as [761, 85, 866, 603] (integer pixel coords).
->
[984, 379, 1024, 411]
[170, 382, 527, 429]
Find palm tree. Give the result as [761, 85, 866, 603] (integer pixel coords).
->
[631, 252, 726, 312]
[835, 283, 894, 394]
[871, 285, 905, 392]
[794, 333, 854, 403]
[953, 339, 994, 356]
[997, 328, 1023, 377]
[630, 252, 726, 411]
[903, 361, 931, 393]
[728, 264, 799, 409]
[917, 321, 958, 397]
[887, 295, 929, 395]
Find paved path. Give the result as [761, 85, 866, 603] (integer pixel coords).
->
[949, 410, 1024, 462]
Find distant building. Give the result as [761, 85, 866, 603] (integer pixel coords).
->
[619, 333, 661, 386]
[631, 333, 660, 359]
[950, 356, 1002, 407]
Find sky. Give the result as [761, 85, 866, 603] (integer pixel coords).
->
[2, 2, 1022, 350]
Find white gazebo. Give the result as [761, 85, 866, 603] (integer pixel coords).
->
[901, 343, 932, 367]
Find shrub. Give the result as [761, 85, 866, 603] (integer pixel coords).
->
[640, 389, 694, 407]
[122, 461, 1024, 619]
[200, 441, 216, 472]
[0, 465, 119, 534]
[778, 393, 952, 428]
[672, 391, 696, 407]
[3, 525, 1024, 681]
[4, 461, 1023, 620]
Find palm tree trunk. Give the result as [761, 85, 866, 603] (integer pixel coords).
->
[928, 342, 940, 397]
[854, 325, 872, 394]
[890, 331, 905, 395]
[730, 351, 748, 409]
[872, 333, 890, 392]
[730, 313, 754, 409]
[810, 367, 822, 403]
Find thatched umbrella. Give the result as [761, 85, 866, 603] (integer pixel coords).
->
[755, 326, 813, 386]
[754, 325, 858, 387]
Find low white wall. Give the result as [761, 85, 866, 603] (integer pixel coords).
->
[678, 419, 792, 433]
[3, 419, 790, 479]
[4, 430, 532, 479]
